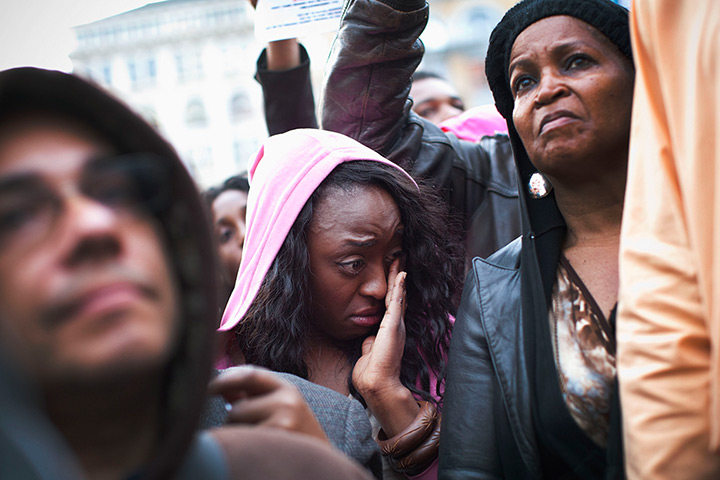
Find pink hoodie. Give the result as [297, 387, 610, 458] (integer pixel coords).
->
[438, 104, 508, 142]
[217, 129, 442, 478]
[218, 128, 417, 335]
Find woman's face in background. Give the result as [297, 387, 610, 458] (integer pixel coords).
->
[212, 189, 248, 291]
[306, 184, 404, 346]
[508, 15, 634, 182]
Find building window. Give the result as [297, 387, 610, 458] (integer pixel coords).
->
[127, 56, 157, 89]
[128, 60, 137, 85]
[233, 140, 243, 168]
[187, 145, 213, 176]
[102, 64, 112, 85]
[128, 23, 140, 40]
[452, 6, 502, 49]
[175, 50, 203, 83]
[229, 92, 252, 122]
[185, 98, 208, 128]
[233, 137, 259, 172]
[148, 58, 157, 80]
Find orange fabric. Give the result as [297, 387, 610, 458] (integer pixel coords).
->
[618, 0, 720, 478]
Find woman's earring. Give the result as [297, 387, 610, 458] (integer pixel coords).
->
[528, 172, 553, 199]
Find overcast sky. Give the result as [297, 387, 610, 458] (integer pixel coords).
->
[0, 0, 164, 72]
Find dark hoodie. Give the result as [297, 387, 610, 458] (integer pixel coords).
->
[0, 67, 373, 480]
[0, 66, 219, 479]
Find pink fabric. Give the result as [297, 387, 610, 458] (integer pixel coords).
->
[407, 458, 438, 480]
[438, 104, 507, 142]
[218, 129, 417, 335]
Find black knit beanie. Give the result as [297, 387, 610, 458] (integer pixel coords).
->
[485, 0, 632, 122]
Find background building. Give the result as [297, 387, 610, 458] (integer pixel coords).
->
[70, 0, 512, 188]
[418, 0, 512, 107]
[72, 0, 287, 187]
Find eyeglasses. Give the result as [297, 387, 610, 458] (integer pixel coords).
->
[0, 153, 173, 253]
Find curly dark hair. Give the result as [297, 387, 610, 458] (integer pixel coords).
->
[233, 161, 464, 404]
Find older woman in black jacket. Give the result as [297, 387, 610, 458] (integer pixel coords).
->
[439, 0, 634, 478]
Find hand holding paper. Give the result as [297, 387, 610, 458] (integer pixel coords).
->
[254, 0, 344, 42]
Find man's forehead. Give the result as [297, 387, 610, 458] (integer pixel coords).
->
[0, 114, 111, 180]
[410, 77, 460, 104]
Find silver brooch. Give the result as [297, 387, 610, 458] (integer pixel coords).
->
[528, 172, 553, 199]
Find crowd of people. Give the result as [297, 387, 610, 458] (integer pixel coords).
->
[1, 0, 719, 478]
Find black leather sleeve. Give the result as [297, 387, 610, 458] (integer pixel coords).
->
[320, 0, 521, 258]
[320, 0, 492, 212]
[320, 0, 427, 167]
[255, 44, 318, 136]
[439, 269, 504, 479]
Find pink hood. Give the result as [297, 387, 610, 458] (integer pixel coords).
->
[438, 104, 508, 142]
[218, 129, 417, 333]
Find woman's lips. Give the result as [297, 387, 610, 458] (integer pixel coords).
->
[348, 311, 383, 327]
[539, 111, 578, 134]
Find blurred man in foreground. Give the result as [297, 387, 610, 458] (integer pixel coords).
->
[0, 66, 372, 480]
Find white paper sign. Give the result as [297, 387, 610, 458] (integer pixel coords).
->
[254, 0, 344, 42]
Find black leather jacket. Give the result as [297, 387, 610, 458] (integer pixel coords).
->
[440, 237, 541, 479]
[439, 217, 624, 480]
[320, 0, 522, 261]
[255, 44, 318, 136]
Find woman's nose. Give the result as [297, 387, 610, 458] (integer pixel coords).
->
[359, 264, 388, 301]
[534, 71, 568, 106]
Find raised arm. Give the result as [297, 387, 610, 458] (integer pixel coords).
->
[255, 41, 318, 135]
[320, 0, 521, 259]
[250, 0, 318, 135]
[320, 0, 425, 160]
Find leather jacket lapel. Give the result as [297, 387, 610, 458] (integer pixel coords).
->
[473, 240, 540, 475]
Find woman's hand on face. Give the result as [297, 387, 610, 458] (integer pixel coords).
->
[352, 260, 420, 436]
[353, 259, 406, 396]
[208, 365, 329, 443]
